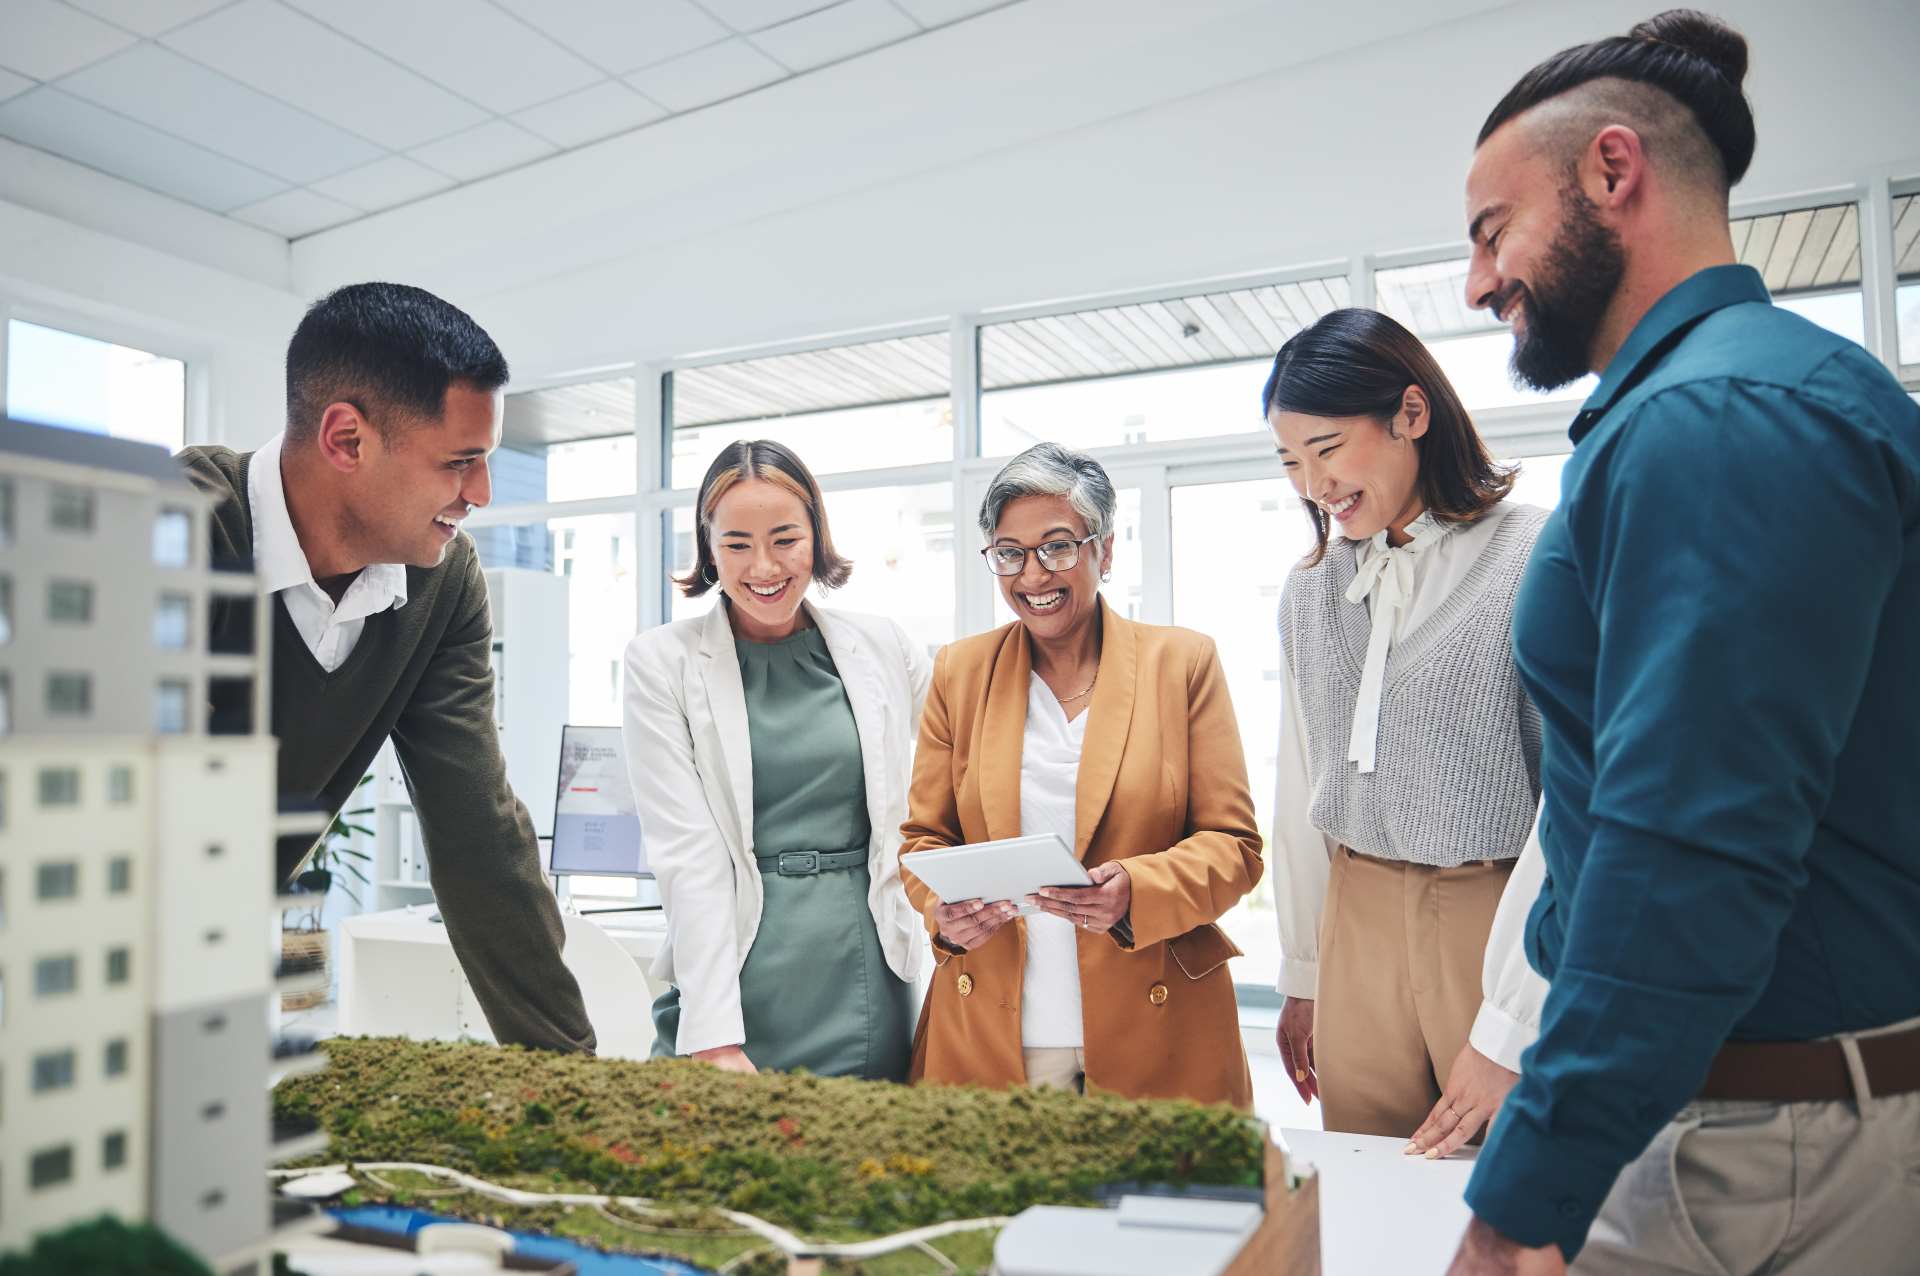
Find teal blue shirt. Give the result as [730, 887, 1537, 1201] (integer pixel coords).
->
[1467, 265, 1920, 1257]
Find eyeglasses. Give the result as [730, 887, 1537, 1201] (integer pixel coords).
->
[980, 533, 1101, 577]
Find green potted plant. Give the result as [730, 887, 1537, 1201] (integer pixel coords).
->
[282, 774, 374, 1011]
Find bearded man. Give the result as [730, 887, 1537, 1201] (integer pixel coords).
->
[1444, 9, 1920, 1275]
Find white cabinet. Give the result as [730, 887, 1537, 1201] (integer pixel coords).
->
[368, 567, 570, 913]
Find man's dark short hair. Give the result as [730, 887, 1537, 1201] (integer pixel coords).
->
[1478, 9, 1755, 191]
[285, 282, 509, 442]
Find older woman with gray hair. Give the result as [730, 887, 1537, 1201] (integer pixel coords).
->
[899, 442, 1264, 1108]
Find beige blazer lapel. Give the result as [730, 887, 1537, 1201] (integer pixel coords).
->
[975, 623, 1030, 843]
[1073, 599, 1137, 861]
[697, 602, 755, 854]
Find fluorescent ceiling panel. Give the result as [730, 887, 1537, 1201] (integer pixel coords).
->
[162, 0, 488, 151]
[512, 81, 666, 148]
[752, 0, 918, 72]
[624, 37, 786, 112]
[58, 44, 384, 184]
[489, 0, 728, 76]
[230, 186, 359, 236]
[309, 154, 454, 211]
[0, 86, 287, 210]
[410, 118, 555, 182]
[62, 0, 232, 37]
[0, 0, 136, 80]
[281, 0, 602, 114]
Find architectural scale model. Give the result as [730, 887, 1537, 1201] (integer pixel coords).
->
[0, 416, 328, 1274]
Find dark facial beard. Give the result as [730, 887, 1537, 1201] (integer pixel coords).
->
[1508, 184, 1627, 392]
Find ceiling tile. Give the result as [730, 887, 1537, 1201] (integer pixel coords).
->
[409, 118, 555, 182]
[229, 186, 359, 236]
[309, 154, 453, 210]
[0, 68, 34, 103]
[511, 80, 665, 148]
[750, 0, 916, 72]
[489, 0, 727, 76]
[57, 44, 385, 184]
[698, 0, 836, 33]
[62, 0, 232, 38]
[162, 0, 488, 152]
[281, 0, 602, 115]
[0, 0, 136, 80]
[894, 0, 1008, 25]
[0, 85, 287, 210]
[623, 37, 785, 112]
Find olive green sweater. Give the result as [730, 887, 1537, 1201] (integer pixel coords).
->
[180, 446, 593, 1054]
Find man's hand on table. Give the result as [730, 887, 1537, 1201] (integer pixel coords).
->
[1446, 1217, 1566, 1275]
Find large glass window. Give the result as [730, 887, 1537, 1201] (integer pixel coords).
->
[1733, 201, 1866, 345]
[6, 320, 186, 453]
[475, 513, 636, 726]
[1375, 258, 1599, 410]
[668, 334, 952, 487]
[673, 483, 957, 659]
[1893, 190, 1919, 377]
[501, 377, 640, 503]
[1168, 478, 1315, 984]
[980, 279, 1349, 457]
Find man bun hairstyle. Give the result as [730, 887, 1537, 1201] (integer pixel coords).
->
[1478, 9, 1755, 189]
[286, 282, 510, 443]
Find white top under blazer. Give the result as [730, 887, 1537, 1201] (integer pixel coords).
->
[621, 599, 932, 1056]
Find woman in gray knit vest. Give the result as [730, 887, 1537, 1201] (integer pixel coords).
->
[1263, 308, 1550, 1148]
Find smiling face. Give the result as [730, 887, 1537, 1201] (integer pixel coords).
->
[345, 382, 500, 568]
[709, 477, 816, 642]
[1464, 121, 1628, 391]
[990, 494, 1111, 644]
[1268, 387, 1429, 543]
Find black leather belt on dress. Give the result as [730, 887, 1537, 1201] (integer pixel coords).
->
[1697, 1021, 1920, 1102]
[755, 848, 867, 876]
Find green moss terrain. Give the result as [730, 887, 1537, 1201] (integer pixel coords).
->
[275, 1036, 1264, 1248]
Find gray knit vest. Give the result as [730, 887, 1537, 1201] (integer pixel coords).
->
[1279, 503, 1547, 867]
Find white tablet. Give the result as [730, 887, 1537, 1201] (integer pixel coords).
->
[902, 833, 1092, 914]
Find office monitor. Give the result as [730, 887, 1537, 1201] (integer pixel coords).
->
[550, 725, 649, 879]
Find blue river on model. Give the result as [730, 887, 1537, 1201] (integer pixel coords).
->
[328, 1204, 716, 1275]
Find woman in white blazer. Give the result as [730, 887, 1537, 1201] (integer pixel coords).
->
[621, 440, 930, 1079]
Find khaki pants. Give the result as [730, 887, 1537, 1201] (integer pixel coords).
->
[1315, 846, 1513, 1136]
[1024, 1047, 1087, 1093]
[1574, 1016, 1920, 1275]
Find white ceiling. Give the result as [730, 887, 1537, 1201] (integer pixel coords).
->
[0, 0, 1018, 237]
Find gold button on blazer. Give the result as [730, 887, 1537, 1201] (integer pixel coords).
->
[900, 600, 1263, 1110]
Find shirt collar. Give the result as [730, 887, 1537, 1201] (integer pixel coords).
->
[1572, 264, 1771, 439]
[1355, 508, 1450, 564]
[247, 432, 409, 610]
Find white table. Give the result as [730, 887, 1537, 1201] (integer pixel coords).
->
[1277, 1129, 1477, 1275]
[337, 904, 666, 1057]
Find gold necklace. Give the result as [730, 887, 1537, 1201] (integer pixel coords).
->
[1053, 672, 1097, 704]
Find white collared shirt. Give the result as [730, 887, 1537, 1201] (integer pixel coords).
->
[248, 433, 410, 673]
[1019, 672, 1087, 1050]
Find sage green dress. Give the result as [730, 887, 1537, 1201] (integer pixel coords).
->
[651, 626, 916, 1079]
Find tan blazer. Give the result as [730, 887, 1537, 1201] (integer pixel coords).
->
[900, 600, 1263, 1109]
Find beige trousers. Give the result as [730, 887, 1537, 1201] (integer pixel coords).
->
[1315, 846, 1513, 1137]
[1024, 1047, 1087, 1093]
[1574, 1016, 1920, 1275]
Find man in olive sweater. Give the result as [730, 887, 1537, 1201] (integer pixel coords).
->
[182, 282, 593, 1053]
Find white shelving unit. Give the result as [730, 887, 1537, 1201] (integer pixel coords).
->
[366, 566, 571, 914]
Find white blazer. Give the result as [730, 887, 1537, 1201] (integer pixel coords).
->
[620, 598, 932, 1056]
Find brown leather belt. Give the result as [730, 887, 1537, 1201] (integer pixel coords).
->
[1697, 1021, 1920, 1102]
